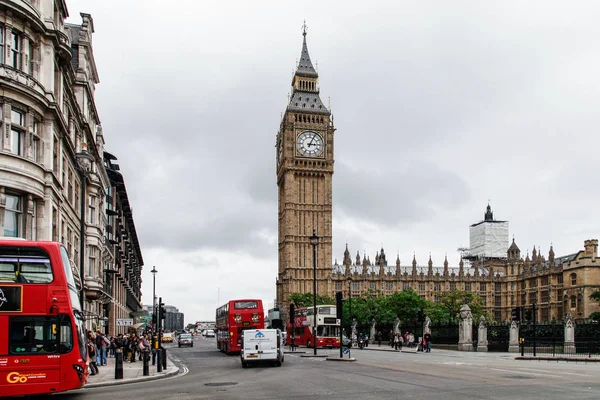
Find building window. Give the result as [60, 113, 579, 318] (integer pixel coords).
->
[450, 282, 456, 291]
[494, 311, 502, 322]
[570, 295, 576, 309]
[434, 295, 440, 303]
[67, 169, 73, 204]
[434, 283, 441, 292]
[402, 282, 409, 291]
[570, 273, 577, 286]
[32, 120, 40, 163]
[558, 274, 563, 284]
[465, 282, 471, 292]
[4, 194, 22, 237]
[495, 296, 502, 307]
[530, 278, 537, 288]
[385, 282, 393, 291]
[0, 26, 4, 64]
[529, 292, 537, 304]
[370, 282, 376, 290]
[418, 282, 425, 291]
[11, 109, 25, 156]
[481, 295, 487, 306]
[511, 295, 514, 306]
[541, 307, 549, 321]
[495, 283, 502, 293]
[31, 200, 36, 240]
[11, 31, 20, 69]
[541, 290, 549, 303]
[352, 282, 360, 291]
[88, 246, 96, 277]
[480, 282, 486, 292]
[335, 281, 342, 291]
[52, 206, 58, 241]
[541, 276, 548, 286]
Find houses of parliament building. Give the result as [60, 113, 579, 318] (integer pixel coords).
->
[275, 29, 600, 323]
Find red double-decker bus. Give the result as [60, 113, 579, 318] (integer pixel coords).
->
[286, 305, 340, 348]
[0, 240, 88, 397]
[215, 299, 264, 354]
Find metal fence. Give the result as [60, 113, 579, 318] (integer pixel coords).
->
[521, 341, 600, 358]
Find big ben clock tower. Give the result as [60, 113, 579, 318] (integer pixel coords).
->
[276, 26, 335, 308]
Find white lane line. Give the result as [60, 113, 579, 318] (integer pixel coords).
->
[512, 368, 591, 377]
[490, 368, 563, 378]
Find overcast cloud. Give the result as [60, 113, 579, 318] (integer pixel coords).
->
[65, 0, 600, 322]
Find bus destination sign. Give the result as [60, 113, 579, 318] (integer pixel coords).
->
[0, 285, 22, 312]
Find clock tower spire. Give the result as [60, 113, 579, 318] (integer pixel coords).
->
[276, 25, 335, 308]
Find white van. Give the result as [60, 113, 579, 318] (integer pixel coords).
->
[240, 329, 284, 368]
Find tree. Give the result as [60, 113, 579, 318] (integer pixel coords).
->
[287, 292, 334, 308]
[590, 291, 600, 302]
[439, 290, 485, 322]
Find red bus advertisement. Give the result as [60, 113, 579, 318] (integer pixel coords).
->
[286, 305, 340, 348]
[0, 240, 88, 397]
[216, 299, 264, 354]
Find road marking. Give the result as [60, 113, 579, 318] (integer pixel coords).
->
[512, 367, 591, 377]
[489, 368, 563, 378]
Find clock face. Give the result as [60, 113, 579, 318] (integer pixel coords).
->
[296, 131, 324, 157]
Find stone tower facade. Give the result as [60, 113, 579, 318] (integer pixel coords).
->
[276, 28, 335, 308]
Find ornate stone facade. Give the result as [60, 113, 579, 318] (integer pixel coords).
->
[331, 209, 600, 322]
[0, 1, 143, 334]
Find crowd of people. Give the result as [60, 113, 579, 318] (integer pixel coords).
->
[85, 330, 152, 375]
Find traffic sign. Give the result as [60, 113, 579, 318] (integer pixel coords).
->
[343, 347, 349, 354]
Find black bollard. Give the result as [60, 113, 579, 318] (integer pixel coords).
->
[143, 350, 149, 376]
[161, 347, 167, 370]
[115, 350, 123, 379]
[156, 348, 162, 372]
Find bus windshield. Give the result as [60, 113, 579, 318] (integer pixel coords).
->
[0, 247, 53, 283]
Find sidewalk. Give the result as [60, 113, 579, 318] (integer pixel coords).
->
[360, 344, 420, 354]
[85, 352, 179, 388]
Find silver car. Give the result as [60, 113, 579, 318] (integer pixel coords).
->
[178, 333, 194, 348]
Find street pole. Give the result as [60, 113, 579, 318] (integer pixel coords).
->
[347, 276, 352, 357]
[151, 266, 157, 355]
[310, 230, 318, 356]
[533, 303, 537, 357]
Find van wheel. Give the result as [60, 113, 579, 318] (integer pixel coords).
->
[275, 360, 282, 367]
[241, 361, 247, 368]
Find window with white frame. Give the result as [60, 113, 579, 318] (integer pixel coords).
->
[4, 194, 23, 237]
[370, 282, 376, 290]
[385, 282, 393, 291]
[351, 281, 360, 291]
[88, 195, 96, 224]
[11, 109, 25, 156]
[10, 31, 20, 70]
[88, 246, 96, 277]
[335, 281, 342, 291]
[32, 120, 40, 163]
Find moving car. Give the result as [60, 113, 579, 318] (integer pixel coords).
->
[240, 328, 284, 368]
[204, 329, 215, 337]
[162, 332, 174, 343]
[178, 333, 194, 347]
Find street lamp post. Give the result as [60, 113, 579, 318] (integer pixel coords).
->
[75, 143, 94, 316]
[310, 230, 318, 356]
[347, 276, 353, 351]
[151, 267, 157, 334]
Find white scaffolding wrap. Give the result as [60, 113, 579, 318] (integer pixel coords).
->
[469, 221, 509, 258]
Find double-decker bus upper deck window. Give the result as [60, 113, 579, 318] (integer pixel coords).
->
[234, 301, 258, 309]
[0, 246, 53, 283]
[9, 316, 60, 354]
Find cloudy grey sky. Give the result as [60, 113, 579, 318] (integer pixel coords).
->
[66, 0, 600, 322]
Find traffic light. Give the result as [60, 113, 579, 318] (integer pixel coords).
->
[289, 303, 295, 323]
[511, 307, 521, 322]
[160, 302, 166, 320]
[336, 291, 343, 320]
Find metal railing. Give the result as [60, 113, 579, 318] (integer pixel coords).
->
[521, 340, 600, 358]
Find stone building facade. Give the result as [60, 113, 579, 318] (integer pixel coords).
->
[0, 1, 143, 334]
[330, 209, 600, 323]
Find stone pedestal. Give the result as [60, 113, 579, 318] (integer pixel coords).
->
[477, 316, 488, 352]
[508, 320, 520, 353]
[369, 318, 376, 344]
[564, 313, 576, 355]
[458, 305, 473, 351]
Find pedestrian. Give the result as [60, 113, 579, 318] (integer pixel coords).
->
[393, 333, 400, 351]
[376, 331, 382, 347]
[290, 335, 296, 351]
[424, 331, 432, 353]
[87, 336, 99, 375]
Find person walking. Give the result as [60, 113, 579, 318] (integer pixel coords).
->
[424, 332, 432, 352]
[87, 335, 99, 375]
[376, 331, 382, 347]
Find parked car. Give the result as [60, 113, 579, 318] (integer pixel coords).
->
[178, 333, 194, 348]
[204, 329, 215, 338]
[162, 332, 174, 343]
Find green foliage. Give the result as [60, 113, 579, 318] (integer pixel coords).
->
[439, 290, 486, 322]
[590, 291, 600, 302]
[589, 312, 600, 321]
[287, 292, 334, 308]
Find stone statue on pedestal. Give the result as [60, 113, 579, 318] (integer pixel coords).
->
[477, 315, 488, 352]
[458, 304, 473, 351]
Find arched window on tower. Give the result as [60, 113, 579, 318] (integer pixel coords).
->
[577, 294, 583, 315]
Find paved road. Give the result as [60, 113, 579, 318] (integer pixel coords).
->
[65, 336, 600, 400]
